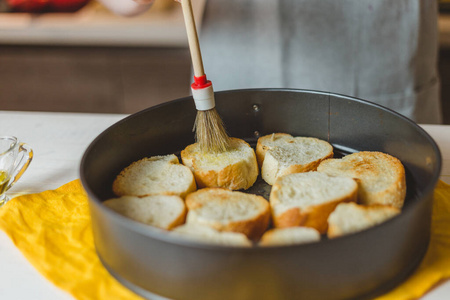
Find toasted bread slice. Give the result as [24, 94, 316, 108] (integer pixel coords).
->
[256, 133, 333, 185]
[259, 227, 321, 247]
[317, 151, 406, 208]
[171, 223, 252, 247]
[103, 195, 186, 230]
[270, 172, 358, 233]
[181, 137, 258, 190]
[327, 202, 400, 238]
[185, 188, 270, 240]
[112, 154, 196, 198]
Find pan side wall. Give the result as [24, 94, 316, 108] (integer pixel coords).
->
[88, 192, 431, 300]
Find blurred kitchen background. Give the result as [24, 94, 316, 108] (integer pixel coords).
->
[0, 0, 449, 124]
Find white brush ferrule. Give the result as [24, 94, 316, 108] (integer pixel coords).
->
[191, 85, 215, 111]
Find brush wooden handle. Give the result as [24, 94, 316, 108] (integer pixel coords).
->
[180, 0, 205, 77]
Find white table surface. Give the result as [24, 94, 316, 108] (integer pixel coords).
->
[0, 110, 449, 300]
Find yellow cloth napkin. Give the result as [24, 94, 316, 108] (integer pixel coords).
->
[0, 180, 144, 300]
[376, 180, 450, 300]
[0, 179, 449, 300]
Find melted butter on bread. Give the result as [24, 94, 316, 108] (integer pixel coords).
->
[181, 137, 258, 190]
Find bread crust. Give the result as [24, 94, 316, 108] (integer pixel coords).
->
[317, 151, 406, 208]
[185, 188, 270, 240]
[270, 172, 358, 234]
[259, 227, 321, 246]
[327, 203, 401, 238]
[272, 189, 357, 234]
[171, 224, 252, 247]
[181, 137, 258, 190]
[168, 207, 188, 230]
[279, 152, 334, 176]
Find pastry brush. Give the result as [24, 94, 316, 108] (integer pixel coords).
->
[179, 0, 230, 153]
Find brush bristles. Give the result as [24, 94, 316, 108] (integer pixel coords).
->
[194, 108, 231, 153]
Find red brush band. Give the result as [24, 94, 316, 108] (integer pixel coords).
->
[192, 75, 212, 90]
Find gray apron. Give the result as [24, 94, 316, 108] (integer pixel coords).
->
[200, 0, 442, 124]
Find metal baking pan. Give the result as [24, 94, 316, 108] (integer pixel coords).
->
[80, 89, 441, 300]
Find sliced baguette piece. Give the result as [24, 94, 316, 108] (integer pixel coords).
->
[256, 133, 333, 185]
[185, 188, 270, 240]
[171, 223, 252, 247]
[103, 195, 186, 230]
[181, 137, 258, 190]
[327, 202, 400, 238]
[259, 227, 321, 247]
[112, 154, 196, 198]
[317, 151, 406, 208]
[256, 133, 293, 167]
[270, 172, 358, 233]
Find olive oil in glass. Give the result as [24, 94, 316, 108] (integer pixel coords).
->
[0, 170, 10, 206]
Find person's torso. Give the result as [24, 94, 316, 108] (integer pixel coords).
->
[199, 0, 440, 122]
